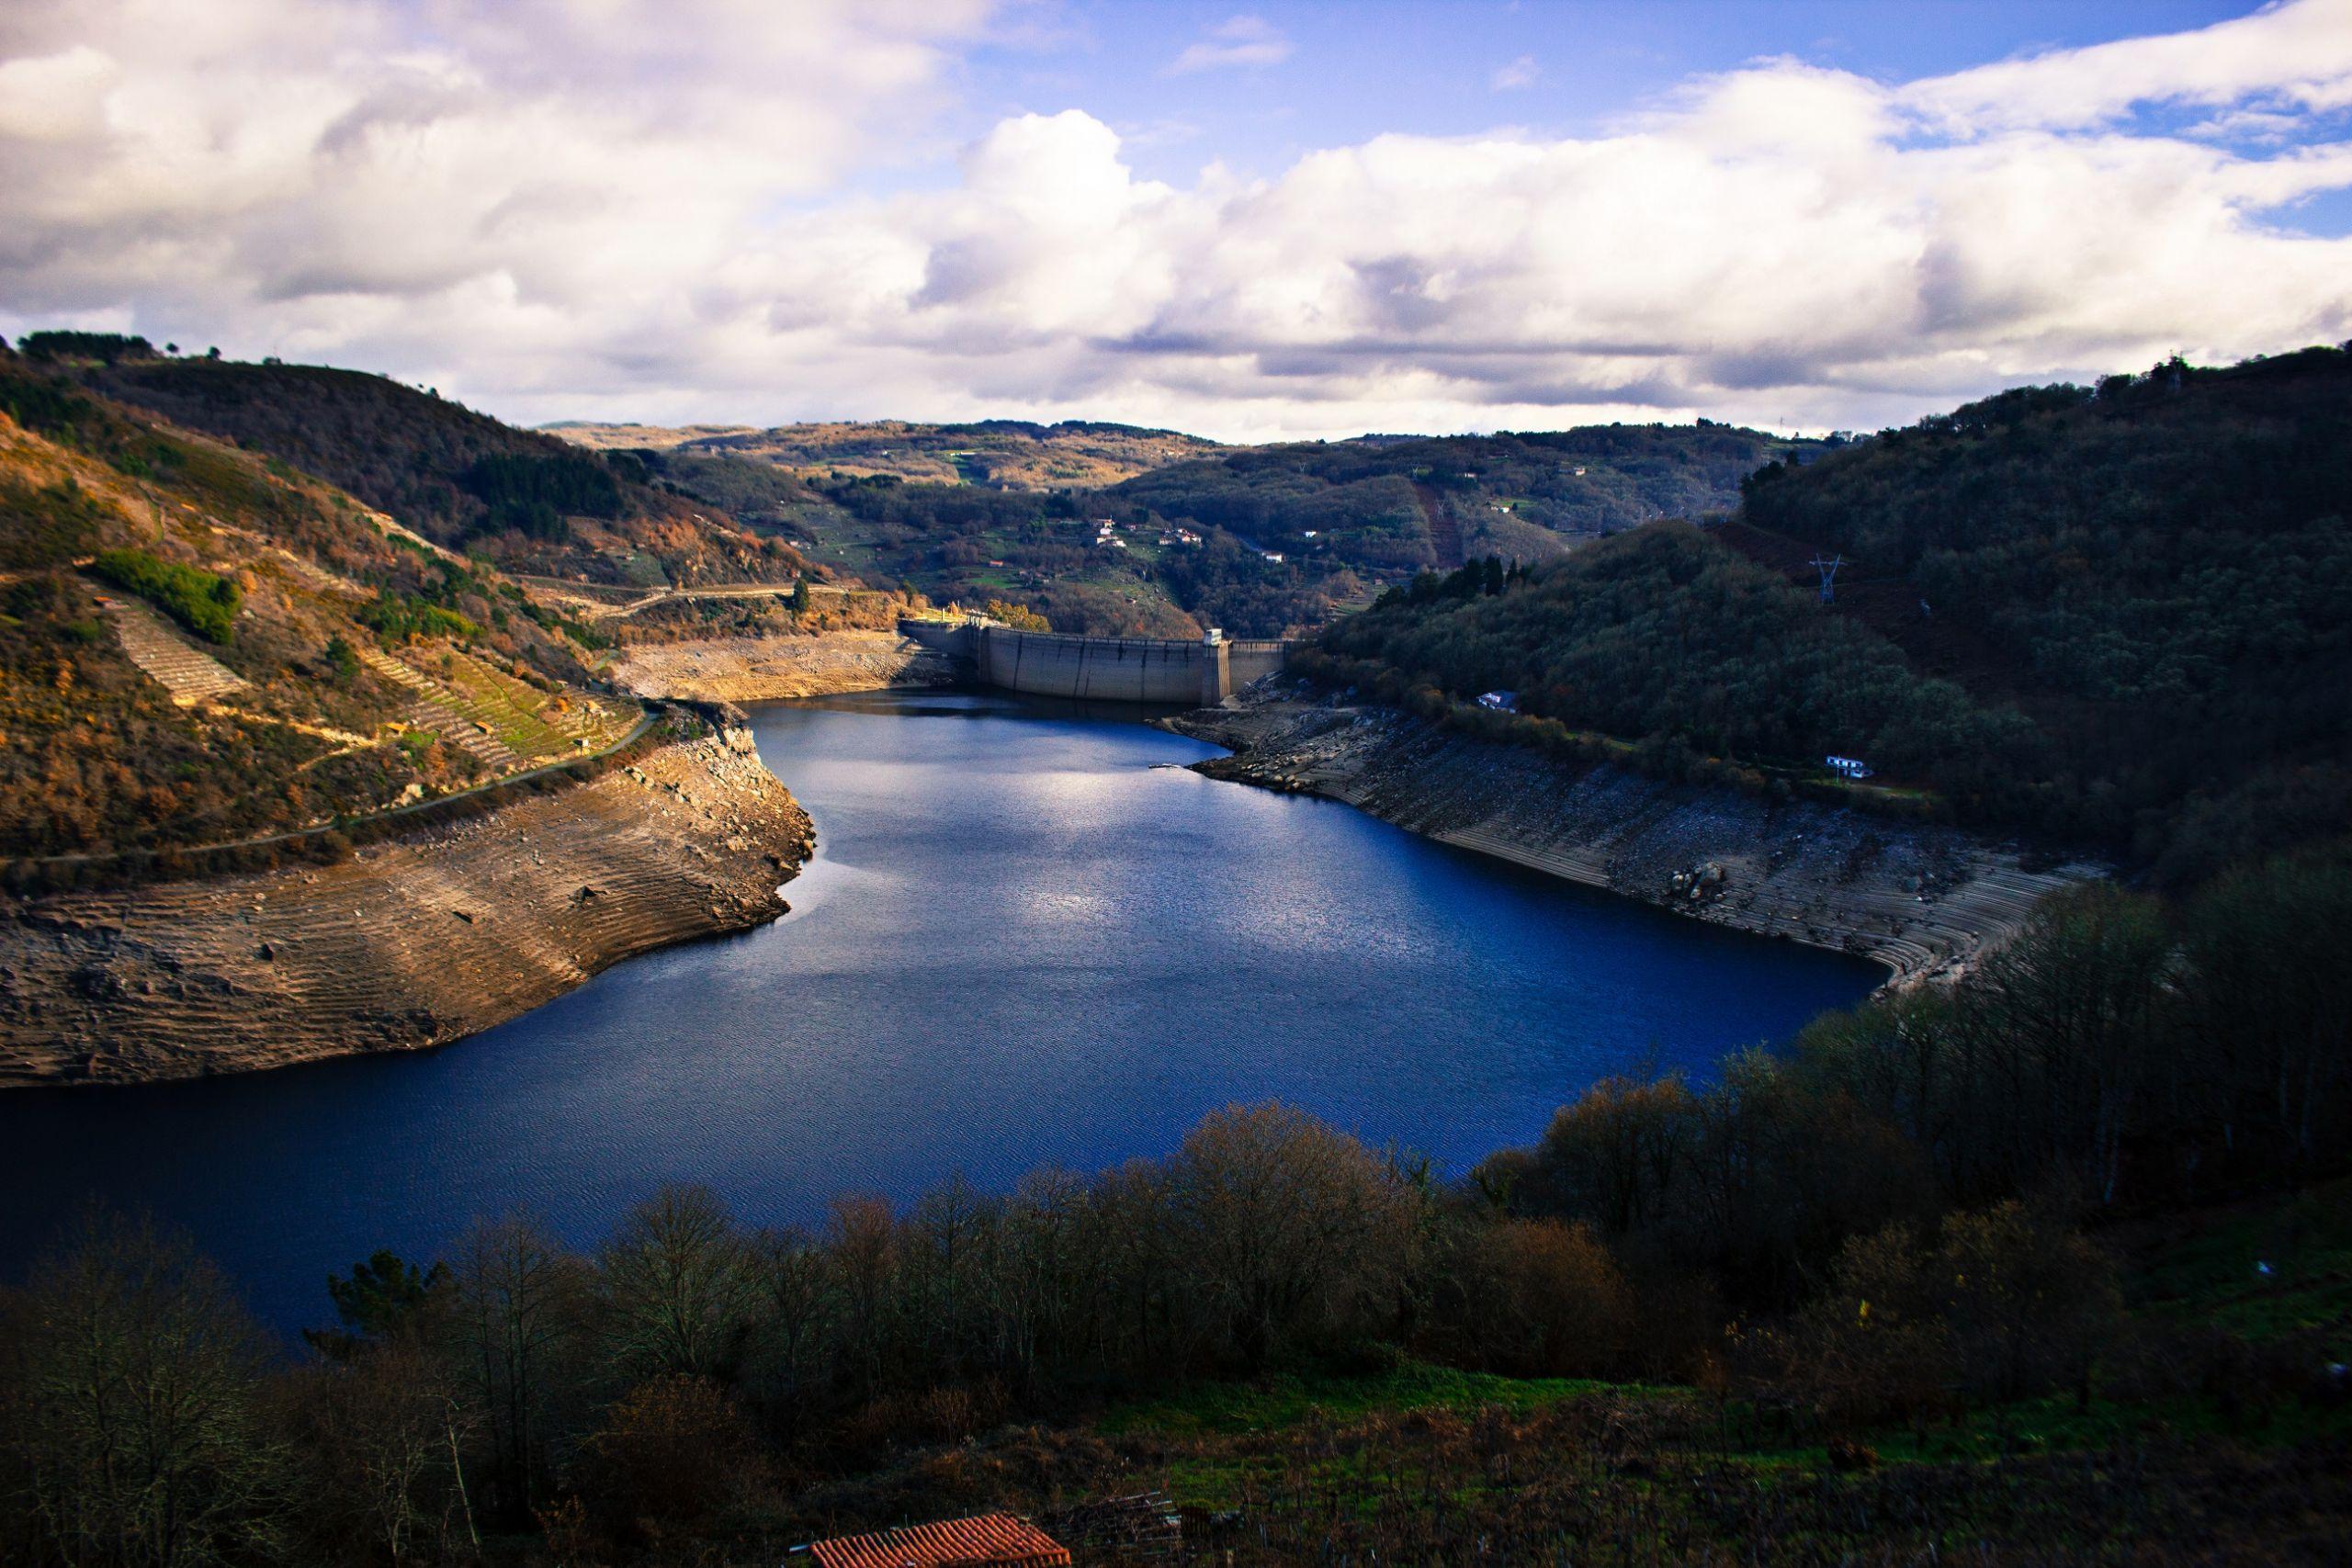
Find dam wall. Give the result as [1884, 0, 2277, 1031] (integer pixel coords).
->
[1227, 639, 1289, 688]
[899, 618, 1294, 705]
[979, 628, 1223, 704]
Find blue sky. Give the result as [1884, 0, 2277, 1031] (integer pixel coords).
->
[940, 1, 2352, 234]
[958, 2, 2282, 177]
[4, 0, 2349, 436]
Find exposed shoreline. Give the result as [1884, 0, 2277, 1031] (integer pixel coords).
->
[607, 629, 957, 704]
[0, 627, 936, 1089]
[0, 643, 2098, 1088]
[1168, 693, 2102, 987]
[0, 732, 813, 1087]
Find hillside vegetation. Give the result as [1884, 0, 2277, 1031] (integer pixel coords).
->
[1736, 346, 2352, 877]
[0, 344, 647, 874]
[6, 840, 2347, 1562]
[580, 418, 1816, 637]
[1317, 348, 2352, 875]
[51, 339, 1815, 642]
[51, 344, 807, 589]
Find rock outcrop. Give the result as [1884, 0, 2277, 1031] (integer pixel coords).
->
[1171, 694, 2102, 987]
[0, 737, 814, 1085]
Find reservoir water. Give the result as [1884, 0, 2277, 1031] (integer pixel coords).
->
[0, 692, 1879, 1333]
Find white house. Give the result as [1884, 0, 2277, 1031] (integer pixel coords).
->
[1826, 755, 1873, 779]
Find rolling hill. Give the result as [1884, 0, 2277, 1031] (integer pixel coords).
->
[0, 340, 658, 871]
[44, 343, 807, 591]
[561, 415, 1821, 637]
[549, 416, 1227, 490]
[1314, 347, 2352, 877]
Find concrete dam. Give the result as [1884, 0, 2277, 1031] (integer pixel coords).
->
[900, 619, 1293, 705]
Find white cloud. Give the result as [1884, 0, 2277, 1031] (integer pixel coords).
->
[1904, 0, 2352, 134]
[1491, 55, 1540, 93]
[2, 0, 2349, 439]
[0, 0, 995, 376]
[1166, 15, 1293, 75]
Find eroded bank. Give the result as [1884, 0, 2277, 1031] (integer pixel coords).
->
[0, 733, 812, 1085]
[1170, 694, 2101, 986]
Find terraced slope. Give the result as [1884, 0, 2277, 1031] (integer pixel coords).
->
[102, 595, 247, 704]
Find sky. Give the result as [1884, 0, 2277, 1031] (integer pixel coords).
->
[3, 0, 2350, 439]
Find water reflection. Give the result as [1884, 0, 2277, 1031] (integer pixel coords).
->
[0, 690, 1878, 1332]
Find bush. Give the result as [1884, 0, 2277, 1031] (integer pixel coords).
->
[1764, 1201, 2120, 1427]
[357, 591, 475, 645]
[573, 1375, 758, 1540]
[1449, 1218, 1633, 1377]
[89, 547, 242, 643]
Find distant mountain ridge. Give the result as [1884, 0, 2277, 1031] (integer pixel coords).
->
[549, 416, 1226, 491]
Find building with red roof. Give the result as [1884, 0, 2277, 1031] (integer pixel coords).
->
[796, 1511, 1070, 1568]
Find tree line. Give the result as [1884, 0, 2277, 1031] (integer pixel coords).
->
[4, 839, 2346, 1565]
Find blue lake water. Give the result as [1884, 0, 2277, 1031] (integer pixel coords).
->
[0, 692, 1879, 1333]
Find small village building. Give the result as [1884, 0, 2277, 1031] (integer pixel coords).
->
[1477, 690, 1519, 713]
[796, 1512, 1070, 1568]
[1826, 754, 1873, 778]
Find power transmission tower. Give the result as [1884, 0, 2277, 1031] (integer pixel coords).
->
[1809, 553, 1844, 604]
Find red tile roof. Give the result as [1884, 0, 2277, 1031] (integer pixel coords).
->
[806, 1512, 1070, 1568]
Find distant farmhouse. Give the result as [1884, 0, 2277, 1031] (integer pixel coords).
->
[1478, 690, 1519, 713]
[1826, 754, 1873, 779]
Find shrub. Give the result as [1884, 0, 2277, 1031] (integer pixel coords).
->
[357, 592, 475, 645]
[89, 547, 242, 643]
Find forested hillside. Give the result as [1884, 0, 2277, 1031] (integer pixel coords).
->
[1318, 525, 2025, 791]
[590, 419, 1819, 637]
[1121, 421, 1822, 562]
[29, 337, 1816, 640]
[29, 338, 805, 590]
[1319, 349, 2352, 876]
[0, 343, 654, 874]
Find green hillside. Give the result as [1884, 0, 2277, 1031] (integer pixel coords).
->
[1733, 347, 2352, 875]
[1317, 348, 2352, 875]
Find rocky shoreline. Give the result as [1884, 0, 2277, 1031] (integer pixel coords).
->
[0, 732, 814, 1086]
[1169, 693, 2102, 987]
[608, 629, 956, 704]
